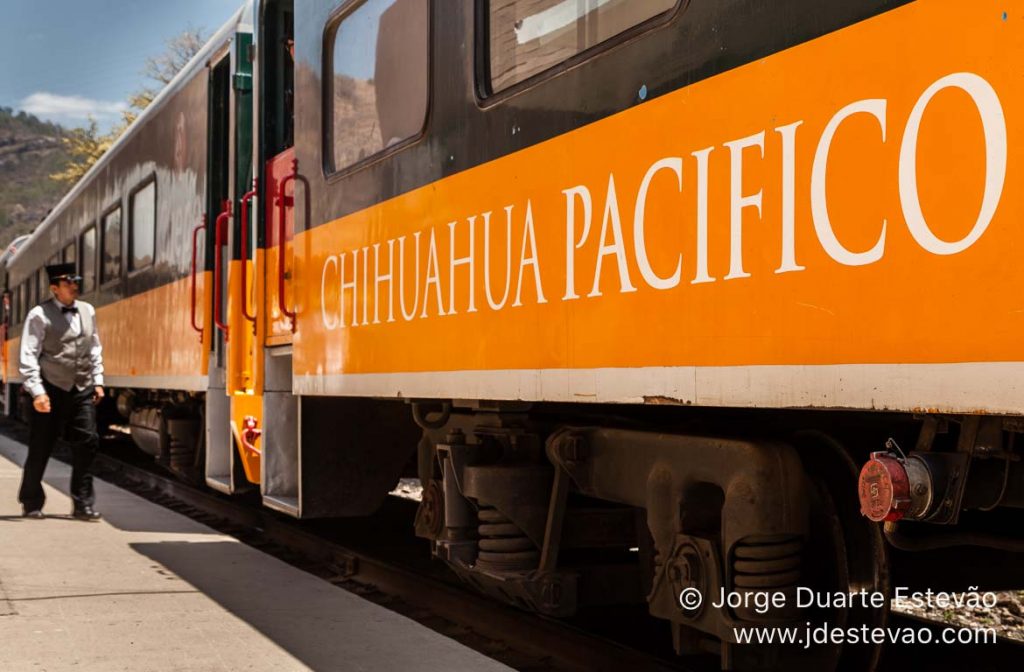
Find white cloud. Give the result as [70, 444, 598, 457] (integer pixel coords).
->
[18, 92, 127, 127]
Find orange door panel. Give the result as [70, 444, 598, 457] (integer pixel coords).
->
[264, 149, 297, 345]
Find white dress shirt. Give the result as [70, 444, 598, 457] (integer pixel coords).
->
[19, 299, 105, 398]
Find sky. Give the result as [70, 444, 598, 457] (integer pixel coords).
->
[0, 0, 243, 131]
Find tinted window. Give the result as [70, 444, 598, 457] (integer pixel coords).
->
[102, 206, 122, 283]
[130, 180, 156, 270]
[488, 0, 676, 92]
[328, 0, 428, 172]
[80, 226, 96, 293]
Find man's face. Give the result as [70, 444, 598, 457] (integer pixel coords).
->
[51, 277, 79, 305]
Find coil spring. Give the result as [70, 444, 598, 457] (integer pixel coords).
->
[473, 507, 539, 572]
[731, 535, 802, 622]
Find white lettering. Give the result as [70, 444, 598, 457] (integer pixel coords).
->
[372, 240, 395, 324]
[448, 217, 477, 315]
[398, 233, 421, 321]
[900, 72, 1006, 255]
[320, 254, 339, 330]
[723, 131, 765, 279]
[562, 185, 592, 301]
[691, 146, 715, 284]
[421, 228, 445, 318]
[513, 200, 546, 306]
[634, 157, 683, 289]
[483, 208, 513, 311]
[812, 99, 888, 266]
[589, 174, 637, 297]
[775, 121, 805, 273]
[339, 248, 358, 328]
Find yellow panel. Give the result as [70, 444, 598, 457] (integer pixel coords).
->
[230, 392, 262, 484]
[96, 274, 210, 380]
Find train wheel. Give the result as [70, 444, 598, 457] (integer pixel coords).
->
[788, 430, 889, 671]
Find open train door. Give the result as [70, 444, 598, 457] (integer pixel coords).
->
[204, 15, 256, 494]
[254, 0, 300, 515]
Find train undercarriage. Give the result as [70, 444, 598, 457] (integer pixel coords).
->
[48, 386, 1021, 670]
[407, 402, 1023, 670]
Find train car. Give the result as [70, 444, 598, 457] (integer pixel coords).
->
[1, 8, 251, 476]
[1, 233, 32, 413]
[4, 1, 1024, 669]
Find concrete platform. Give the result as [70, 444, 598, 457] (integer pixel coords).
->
[0, 433, 512, 672]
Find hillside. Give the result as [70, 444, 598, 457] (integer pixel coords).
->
[0, 108, 70, 250]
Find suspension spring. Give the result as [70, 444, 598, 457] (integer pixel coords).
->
[474, 507, 539, 572]
[731, 535, 802, 622]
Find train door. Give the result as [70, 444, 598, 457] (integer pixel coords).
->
[256, 0, 300, 515]
[224, 30, 262, 486]
[204, 36, 253, 494]
[262, 0, 296, 348]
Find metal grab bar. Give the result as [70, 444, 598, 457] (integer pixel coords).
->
[213, 200, 231, 338]
[239, 179, 258, 333]
[190, 215, 207, 342]
[276, 158, 299, 332]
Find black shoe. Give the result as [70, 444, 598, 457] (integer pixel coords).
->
[22, 509, 44, 519]
[72, 506, 102, 522]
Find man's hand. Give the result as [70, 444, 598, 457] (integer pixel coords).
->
[93, 386, 104, 406]
[32, 394, 51, 414]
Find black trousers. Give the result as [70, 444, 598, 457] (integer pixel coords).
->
[17, 381, 98, 512]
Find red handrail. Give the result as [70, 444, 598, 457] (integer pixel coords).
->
[239, 179, 258, 333]
[190, 215, 207, 342]
[214, 200, 231, 338]
[276, 159, 298, 332]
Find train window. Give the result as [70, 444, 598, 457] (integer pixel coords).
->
[486, 0, 677, 93]
[63, 242, 76, 266]
[326, 0, 428, 174]
[101, 205, 122, 284]
[80, 225, 96, 293]
[129, 179, 156, 271]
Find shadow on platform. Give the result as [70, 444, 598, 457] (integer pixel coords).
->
[0, 434, 217, 535]
[130, 540, 497, 672]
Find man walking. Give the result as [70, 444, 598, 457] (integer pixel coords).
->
[17, 263, 105, 521]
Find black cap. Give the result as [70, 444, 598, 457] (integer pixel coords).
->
[46, 263, 77, 285]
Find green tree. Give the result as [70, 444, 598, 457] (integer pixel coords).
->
[49, 118, 113, 187]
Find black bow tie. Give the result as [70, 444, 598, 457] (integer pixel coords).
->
[61, 305, 78, 314]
